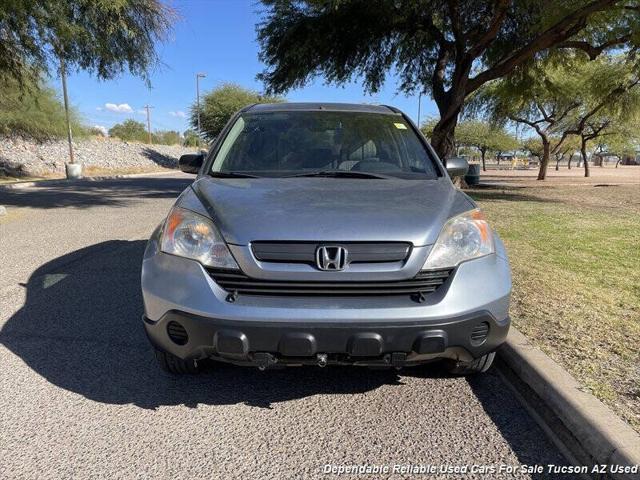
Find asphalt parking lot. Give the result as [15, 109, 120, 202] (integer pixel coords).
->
[0, 173, 569, 479]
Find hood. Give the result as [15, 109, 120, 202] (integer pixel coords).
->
[192, 177, 472, 246]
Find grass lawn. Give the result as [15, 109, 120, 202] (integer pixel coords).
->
[469, 183, 640, 432]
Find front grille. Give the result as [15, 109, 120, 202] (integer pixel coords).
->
[207, 268, 452, 297]
[251, 242, 411, 264]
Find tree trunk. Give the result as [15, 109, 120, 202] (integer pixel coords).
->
[581, 139, 590, 178]
[430, 118, 458, 162]
[537, 138, 551, 180]
[568, 156, 572, 169]
[555, 154, 562, 171]
[481, 149, 487, 172]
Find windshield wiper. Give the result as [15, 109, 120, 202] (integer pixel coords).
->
[209, 171, 260, 178]
[284, 170, 390, 179]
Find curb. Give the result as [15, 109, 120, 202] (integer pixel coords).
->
[0, 169, 179, 190]
[499, 328, 640, 479]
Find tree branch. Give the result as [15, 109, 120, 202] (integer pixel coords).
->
[557, 34, 631, 60]
[509, 114, 547, 139]
[446, 0, 465, 54]
[467, 0, 510, 58]
[466, 0, 619, 94]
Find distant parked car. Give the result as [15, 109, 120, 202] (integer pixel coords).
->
[141, 103, 511, 374]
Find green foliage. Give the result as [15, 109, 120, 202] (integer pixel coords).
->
[0, 0, 175, 87]
[456, 121, 517, 155]
[523, 137, 544, 158]
[474, 54, 640, 177]
[88, 126, 106, 137]
[422, 118, 517, 157]
[108, 120, 148, 143]
[182, 129, 200, 147]
[257, 1, 639, 96]
[0, 73, 86, 141]
[191, 83, 284, 141]
[257, 0, 640, 159]
[108, 123, 182, 145]
[153, 130, 180, 145]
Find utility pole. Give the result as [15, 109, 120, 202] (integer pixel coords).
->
[417, 92, 422, 128]
[144, 105, 153, 144]
[196, 72, 206, 149]
[60, 57, 74, 164]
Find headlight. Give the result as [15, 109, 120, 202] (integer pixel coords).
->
[422, 209, 494, 270]
[160, 207, 238, 269]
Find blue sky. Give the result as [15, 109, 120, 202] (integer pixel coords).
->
[57, 0, 438, 135]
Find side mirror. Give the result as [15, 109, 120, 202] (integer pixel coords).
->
[445, 157, 469, 178]
[179, 153, 205, 174]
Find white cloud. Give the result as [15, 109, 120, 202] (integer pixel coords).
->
[169, 110, 186, 118]
[92, 125, 108, 136]
[104, 103, 133, 113]
[96, 106, 103, 111]
[137, 109, 146, 115]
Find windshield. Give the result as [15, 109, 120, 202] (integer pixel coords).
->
[210, 111, 439, 179]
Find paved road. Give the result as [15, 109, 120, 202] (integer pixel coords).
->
[0, 173, 568, 479]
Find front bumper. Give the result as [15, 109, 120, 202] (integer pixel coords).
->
[141, 229, 512, 367]
[144, 310, 510, 367]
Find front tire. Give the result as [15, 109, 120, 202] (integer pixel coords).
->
[445, 352, 495, 375]
[154, 348, 200, 374]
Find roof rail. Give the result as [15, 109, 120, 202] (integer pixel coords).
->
[241, 103, 258, 112]
[381, 104, 401, 113]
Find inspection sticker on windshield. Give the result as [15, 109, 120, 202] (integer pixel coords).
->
[394, 122, 407, 129]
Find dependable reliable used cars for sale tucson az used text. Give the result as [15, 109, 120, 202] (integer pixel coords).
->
[141, 103, 512, 375]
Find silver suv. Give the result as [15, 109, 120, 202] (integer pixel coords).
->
[142, 103, 511, 374]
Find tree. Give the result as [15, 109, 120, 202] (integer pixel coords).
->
[257, 0, 639, 160]
[0, 0, 175, 87]
[455, 120, 517, 170]
[1, 0, 175, 166]
[0, 72, 85, 141]
[108, 120, 148, 143]
[183, 129, 200, 147]
[153, 130, 181, 145]
[601, 126, 640, 166]
[523, 137, 544, 161]
[552, 135, 580, 170]
[473, 58, 583, 179]
[475, 54, 640, 178]
[191, 83, 284, 141]
[556, 58, 640, 177]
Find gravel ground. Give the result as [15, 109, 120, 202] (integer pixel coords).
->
[0, 173, 568, 479]
[0, 136, 193, 177]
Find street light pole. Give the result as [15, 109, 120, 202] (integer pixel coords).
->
[417, 92, 422, 128]
[196, 72, 206, 149]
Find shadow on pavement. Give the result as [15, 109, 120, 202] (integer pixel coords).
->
[1, 240, 569, 471]
[0, 240, 412, 410]
[0, 176, 192, 209]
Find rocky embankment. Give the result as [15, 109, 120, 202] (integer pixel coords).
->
[0, 136, 194, 177]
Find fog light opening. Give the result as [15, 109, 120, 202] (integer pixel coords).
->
[470, 322, 490, 346]
[167, 321, 189, 345]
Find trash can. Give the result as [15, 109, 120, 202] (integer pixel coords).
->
[465, 164, 481, 185]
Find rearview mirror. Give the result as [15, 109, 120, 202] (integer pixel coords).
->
[445, 157, 469, 178]
[179, 153, 205, 174]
